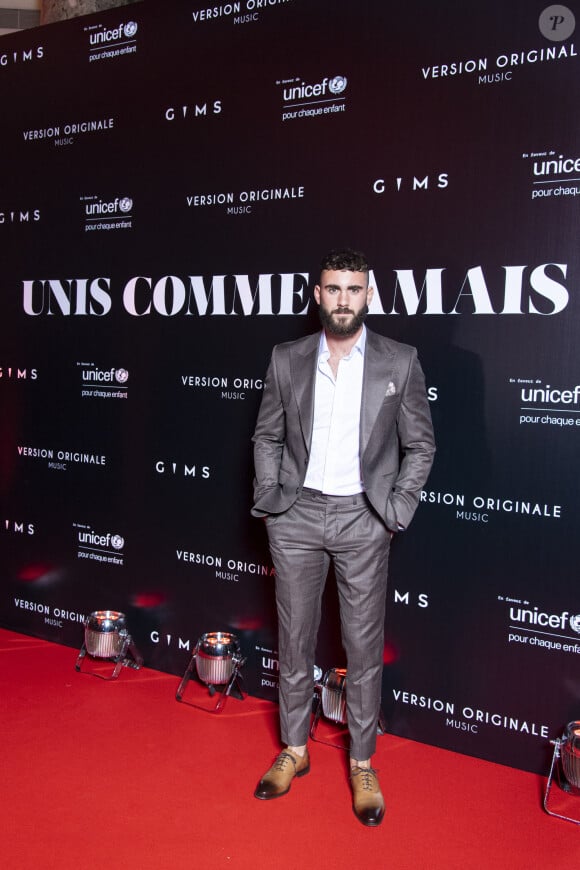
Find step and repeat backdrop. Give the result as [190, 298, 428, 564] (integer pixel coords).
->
[1, 0, 579, 773]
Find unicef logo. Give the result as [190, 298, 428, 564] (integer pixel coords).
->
[124, 22, 138, 38]
[119, 197, 133, 213]
[111, 534, 124, 550]
[329, 75, 347, 95]
[569, 614, 580, 634]
[115, 368, 129, 384]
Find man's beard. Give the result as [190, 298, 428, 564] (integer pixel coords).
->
[318, 304, 369, 337]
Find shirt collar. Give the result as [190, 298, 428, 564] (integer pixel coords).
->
[319, 325, 367, 361]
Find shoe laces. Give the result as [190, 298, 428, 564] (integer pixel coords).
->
[351, 765, 378, 791]
[274, 752, 297, 772]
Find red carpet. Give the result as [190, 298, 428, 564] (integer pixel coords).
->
[1, 628, 579, 869]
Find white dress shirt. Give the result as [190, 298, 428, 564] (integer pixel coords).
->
[303, 328, 366, 495]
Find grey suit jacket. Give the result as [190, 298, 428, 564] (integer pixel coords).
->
[251, 328, 435, 532]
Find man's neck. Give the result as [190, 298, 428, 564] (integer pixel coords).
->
[324, 327, 364, 359]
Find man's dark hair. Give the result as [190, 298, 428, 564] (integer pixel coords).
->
[320, 248, 369, 274]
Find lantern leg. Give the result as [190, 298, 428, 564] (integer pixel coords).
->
[176, 651, 198, 701]
[309, 693, 349, 750]
[104, 635, 143, 679]
[75, 641, 88, 672]
[309, 693, 324, 741]
[212, 657, 246, 713]
[124, 638, 144, 670]
[543, 739, 580, 825]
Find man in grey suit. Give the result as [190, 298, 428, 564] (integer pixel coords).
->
[251, 249, 435, 826]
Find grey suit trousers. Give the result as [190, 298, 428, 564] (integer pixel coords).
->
[265, 487, 391, 760]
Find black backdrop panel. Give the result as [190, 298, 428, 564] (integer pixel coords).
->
[1, 0, 579, 773]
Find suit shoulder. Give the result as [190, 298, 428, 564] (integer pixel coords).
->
[271, 332, 319, 357]
[367, 328, 417, 358]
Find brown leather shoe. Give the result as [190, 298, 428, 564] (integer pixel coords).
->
[254, 748, 310, 800]
[350, 765, 385, 826]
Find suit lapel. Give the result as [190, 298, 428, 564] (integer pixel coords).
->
[361, 330, 397, 453]
[290, 332, 320, 450]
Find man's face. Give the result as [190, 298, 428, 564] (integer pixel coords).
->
[314, 269, 374, 337]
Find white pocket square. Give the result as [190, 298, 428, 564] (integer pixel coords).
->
[385, 381, 397, 397]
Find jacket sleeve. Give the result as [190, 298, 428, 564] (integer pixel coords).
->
[390, 349, 436, 529]
[251, 347, 286, 515]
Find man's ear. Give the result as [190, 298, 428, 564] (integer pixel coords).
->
[313, 284, 321, 305]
